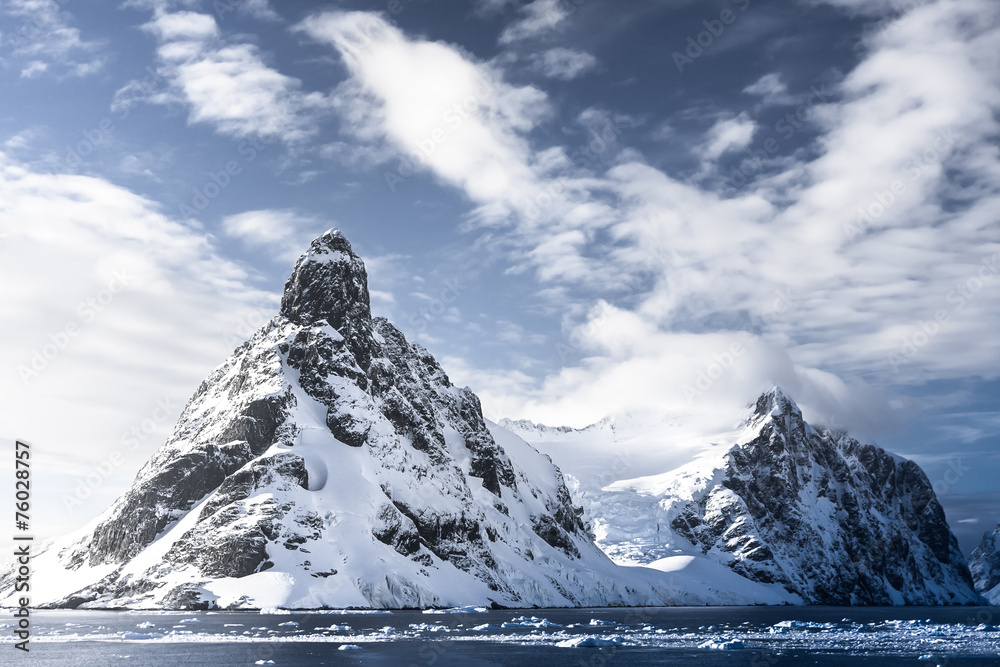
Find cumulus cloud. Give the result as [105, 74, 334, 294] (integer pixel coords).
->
[116, 9, 328, 143]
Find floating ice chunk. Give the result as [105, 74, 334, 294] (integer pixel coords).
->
[699, 639, 745, 650]
[122, 631, 164, 639]
[136, 622, 156, 629]
[502, 616, 561, 629]
[773, 620, 835, 630]
[318, 624, 351, 631]
[260, 607, 291, 615]
[423, 605, 488, 614]
[278, 621, 299, 627]
[409, 623, 449, 632]
[470, 624, 500, 631]
[254, 661, 275, 665]
[589, 619, 617, 627]
[179, 618, 200, 624]
[338, 645, 362, 650]
[557, 635, 625, 648]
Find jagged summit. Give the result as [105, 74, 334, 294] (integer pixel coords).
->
[279, 229, 371, 331]
[0, 228, 692, 610]
[970, 523, 1000, 603]
[560, 387, 982, 605]
[745, 385, 799, 425]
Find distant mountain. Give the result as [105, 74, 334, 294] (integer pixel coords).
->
[970, 523, 1000, 604]
[520, 387, 983, 605]
[0, 230, 790, 610]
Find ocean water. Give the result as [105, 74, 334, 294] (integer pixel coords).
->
[2, 605, 999, 666]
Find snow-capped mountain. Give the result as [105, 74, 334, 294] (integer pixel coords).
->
[0, 230, 792, 610]
[970, 523, 1000, 604]
[519, 388, 983, 605]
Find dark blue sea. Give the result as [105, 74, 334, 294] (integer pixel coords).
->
[4, 605, 1000, 666]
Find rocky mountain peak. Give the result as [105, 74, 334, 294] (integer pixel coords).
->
[744, 385, 803, 430]
[279, 228, 371, 332]
[1, 228, 683, 611]
[970, 523, 1000, 603]
[577, 387, 982, 605]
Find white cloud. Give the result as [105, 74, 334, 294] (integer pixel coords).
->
[0, 151, 278, 544]
[742, 72, 796, 105]
[744, 72, 786, 97]
[119, 10, 328, 143]
[531, 47, 597, 80]
[305, 3, 1000, 435]
[2, 0, 105, 77]
[701, 113, 757, 160]
[19, 60, 49, 78]
[300, 11, 556, 214]
[451, 303, 893, 438]
[499, 0, 571, 44]
[222, 208, 327, 261]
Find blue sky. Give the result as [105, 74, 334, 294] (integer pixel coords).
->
[0, 0, 998, 555]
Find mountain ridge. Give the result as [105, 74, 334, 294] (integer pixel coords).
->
[520, 386, 983, 605]
[970, 523, 1000, 604]
[0, 230, 789, 610]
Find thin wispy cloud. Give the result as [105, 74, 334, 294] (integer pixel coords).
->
[498, 0, 571, 44]
[302, 0, 1000, 436]
[531, 47, 597, 80]
[222, 208, 328, 262]
[116, 9, 329, 143]
[0, 149, 278, 532]
[2, 0, 106, 77]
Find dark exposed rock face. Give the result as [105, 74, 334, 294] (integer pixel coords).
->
[8, 229, 615, 610]
[280, 230, 374, 369]
[970, 523, 1000, 603]
[596, 388, 982, 605]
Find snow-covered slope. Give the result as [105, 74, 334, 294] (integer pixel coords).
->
[0, 230, 793, 610]
[517, 388, 983, 605]
[970, 523, 1000, 604]
[497, 412, 741, 495]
